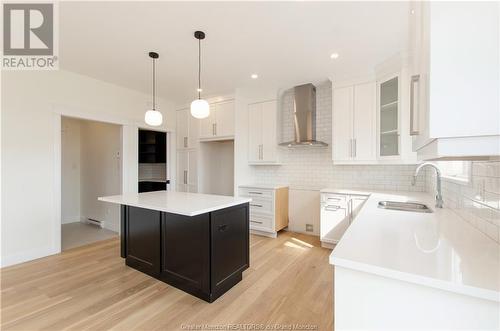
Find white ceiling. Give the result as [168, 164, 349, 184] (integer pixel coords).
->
[60, 1, 409, 106]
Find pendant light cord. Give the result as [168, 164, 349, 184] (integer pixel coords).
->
[152, 57, 156, 110]
[198, 38, 201, 99]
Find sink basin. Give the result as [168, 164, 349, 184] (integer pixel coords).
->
[378, 201, 433, 213]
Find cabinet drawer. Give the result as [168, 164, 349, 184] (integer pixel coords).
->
[249, 214, 273, 230]
[249, 198, 273, 215]
[321, 193, 348, 206]
[239, 188, 274, 200]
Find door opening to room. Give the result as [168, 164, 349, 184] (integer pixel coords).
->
[60, 116, 121, 251]
[138, 129, 169, 192]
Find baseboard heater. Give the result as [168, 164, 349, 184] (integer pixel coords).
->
[85, 218, 104, 228]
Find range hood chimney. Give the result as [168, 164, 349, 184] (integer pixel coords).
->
[279, 83, 328, 147]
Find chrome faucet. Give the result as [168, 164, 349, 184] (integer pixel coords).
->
[412, 162, 443, 208]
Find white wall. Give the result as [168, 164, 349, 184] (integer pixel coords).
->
[61, 117, 81, 224]
[1, 69, 175, 267]
[199, 141, 234, 196]
[80, 120, 122, 232]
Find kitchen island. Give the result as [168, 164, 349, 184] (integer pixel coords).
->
[99, 191, 251, 303]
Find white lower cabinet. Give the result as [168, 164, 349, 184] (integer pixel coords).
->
[320, 192, 368, 248]
[176, 150, 197, 193]
[238, 185, 289, 238]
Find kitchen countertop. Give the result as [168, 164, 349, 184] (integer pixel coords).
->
[326, 188, 500, 302]
[99, 191, 251, 216]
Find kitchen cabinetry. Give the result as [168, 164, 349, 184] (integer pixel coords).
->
[377, 75, 400, 158]
[332, 82, 376, 162]
[176, 108, 199, 149]
[409, 1, 500, 160]
[238, 185, 288, 238]
[199, 100, 235, 141]
[120, 202, 249, 303]
[320, 191, 368, 248]
[139, 130, 166, 163]
[248, 100, 279, 164]
[176, 150, 197, 192]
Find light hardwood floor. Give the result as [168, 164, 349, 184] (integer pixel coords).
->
[1, 231, 333, 331]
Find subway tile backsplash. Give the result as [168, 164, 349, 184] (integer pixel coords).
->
[428, 161, 500, 243]
[250, 80, 426, 192]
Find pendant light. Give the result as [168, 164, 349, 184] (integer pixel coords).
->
[190, 31, 210, 119]
[144, 51, 163, 126]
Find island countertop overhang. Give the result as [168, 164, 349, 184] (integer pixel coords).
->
[99, 191, 251, 217]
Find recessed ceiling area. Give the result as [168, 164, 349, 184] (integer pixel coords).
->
[60, 1, 409, 106]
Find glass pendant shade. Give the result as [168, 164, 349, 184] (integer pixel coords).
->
[190, 99, 210, 119]
[145, 109, 162, 126]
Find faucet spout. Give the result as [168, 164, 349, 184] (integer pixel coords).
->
[412, 162, 443, 208]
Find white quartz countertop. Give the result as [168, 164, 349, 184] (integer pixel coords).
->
[327, 189, 500, 302]
[99, 191, 251, 217]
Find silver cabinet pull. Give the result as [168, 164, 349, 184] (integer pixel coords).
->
[183, 170, 187, 184]
[248, 191, 263, 195]
[250, 204, 263, 208]
[212, 123, 216, 136]
[410, 75, 420, 136]
[215, 123, 217, 136]
[184, 137, 188, 148]
[250, 220, 263, 224]
[324, 205, 340, 211]
[327, 197, 342, 201]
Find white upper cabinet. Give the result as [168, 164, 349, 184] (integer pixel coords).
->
[199, 100, 235, 141]
[409, 1, 500, 160]
[353, 82, 376, 161]
[332, 86, 353, 162]
[176, 108, 189, 149]
[176, 108, 199, 149]
[248, 100, 279, 164]
[332, 82, 376, 163]
[377, 75, 400, 158]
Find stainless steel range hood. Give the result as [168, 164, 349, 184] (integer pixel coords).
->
[279, 84, 328, 147]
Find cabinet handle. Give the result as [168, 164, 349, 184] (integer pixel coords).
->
[184, 137, 187, 148]
[410, 75, 420, 136]
[212, 123, 215, 136]
[325, 205, 340, 211]
[248, 191, 263, 195]
[215, 123, 217, 136]
[348, 199, 353, 224]
[250, 220, 263, 224]
[349, 139, 353, 158]
[250, 204, 263, 208]
[327, 197, 342, 201]
[353, 139, 357, 158]
[218, 224, 228, 232]
[183, 170, 187, 184]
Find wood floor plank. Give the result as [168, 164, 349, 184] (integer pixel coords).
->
[1, 231, 333, 331]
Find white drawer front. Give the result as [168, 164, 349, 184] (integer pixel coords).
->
[249, 198, 273, 215]
[239, 187, 274, 200]
[249, 214, 273, 230]
[321, 193, 347, 206]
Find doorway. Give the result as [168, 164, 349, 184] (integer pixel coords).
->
[60, 116, 121, 250]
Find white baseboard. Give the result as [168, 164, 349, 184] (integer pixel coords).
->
[0, 245, 59, 268]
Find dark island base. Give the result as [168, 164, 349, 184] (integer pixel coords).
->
[120, 203, 250, 303]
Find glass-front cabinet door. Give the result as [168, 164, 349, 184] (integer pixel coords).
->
[378, 76, 399, 157]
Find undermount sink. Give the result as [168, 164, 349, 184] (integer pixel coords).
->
[378, 201, 433, 213]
